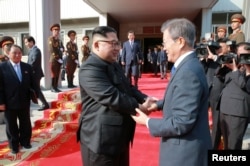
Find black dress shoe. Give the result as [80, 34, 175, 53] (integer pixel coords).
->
[55, 88, 62, 92]
[22, 144, 32, 149]
[11, 149, 19, 154]
[38, 105, 49, 111]
[51, 88, 57, 92]
[68, 85, 77, 88]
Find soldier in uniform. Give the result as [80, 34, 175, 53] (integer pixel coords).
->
[0, 36, 14, 62]
[81, 35, 91, 62]
[65, 30, 78, 88]
[229, 13, 246, 44]
[48, 23, 65, 92]
[216, 25, 227, 40]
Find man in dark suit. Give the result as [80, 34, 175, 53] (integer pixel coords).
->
[219, 42, 250, 149]
[77, 26, 154, 166]
[132, 18, 212, 166]
[0, 45, 38, 154]
[151, 46, 159, 76]
[24, 36, 49, 111]
[121, 30, 142, 88]
[48, 23, 65, 92]
[157, 45, 168, 79]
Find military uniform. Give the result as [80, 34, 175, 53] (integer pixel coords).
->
[0, 36, 14, 62]
[48, 23, 65, 92]
[66, 30, 78, 88]
[81, 35, 91, 62]
[228, 14, 246, 44]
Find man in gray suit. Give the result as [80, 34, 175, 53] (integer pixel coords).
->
[121, 30, 142, 88]
[132, 18, 212, 166]
[24, 36, 49, 111]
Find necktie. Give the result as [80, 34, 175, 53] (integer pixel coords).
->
[130, 41, 133, 48]
[171, 66, 176, 76]
[14, 64, 22, 81]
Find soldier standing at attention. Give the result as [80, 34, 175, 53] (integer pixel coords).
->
[229, 13, 246, 44]
[81, 35, 91, 62]
[0, 36, 14, 62]
[66, 30, 78, 88]
[48, 23, 65, 92]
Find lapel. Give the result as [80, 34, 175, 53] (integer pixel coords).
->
[165, 52, 195, 97]
[7, 61, 21, 82]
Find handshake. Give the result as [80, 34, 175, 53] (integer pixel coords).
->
[131, 96, 159, 126]
[139, 96, 159, 115]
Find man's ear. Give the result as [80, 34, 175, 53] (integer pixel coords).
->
[93, 41, 99, 50]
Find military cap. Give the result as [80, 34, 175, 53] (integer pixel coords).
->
[67, 30, 76, 37]
[217, 26, 227, 33]
[231, 14, 246, 24]
[50, 23, 60, 31]
[239, 54, 250, 64]
[0, 36, 14, 48]
[82, 35, 89, 40]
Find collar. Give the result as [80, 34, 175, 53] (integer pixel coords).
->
[174, 51, 193, 68]
[9, 60, 20, 66]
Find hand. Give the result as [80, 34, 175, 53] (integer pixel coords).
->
[0, 104, 6, 111]
[142, 97, 158, 112]
[244, 64, 250, 76]
[225, 59, 238, 71]
[121, 62, 125, 65]
[139, 104, 150, 115]
[131, 108, 149, 125]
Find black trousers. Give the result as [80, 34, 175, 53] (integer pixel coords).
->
[80, 143, 129, 166]
[220, 113, 248, 149]
[5, 108, 32, 149]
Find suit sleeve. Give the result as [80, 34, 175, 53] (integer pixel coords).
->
[79, 63, 143, 115]
[148, 69, 203, 137]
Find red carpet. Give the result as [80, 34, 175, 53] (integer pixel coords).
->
[0, 73, 212, 165]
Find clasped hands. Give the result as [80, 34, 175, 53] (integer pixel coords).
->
[131, 97, 158, 125]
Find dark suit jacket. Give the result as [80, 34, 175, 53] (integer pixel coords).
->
[122, 40, 142, 65]
[78, 53, 147, 156]
[0, 61, 37, 110]
[148, 52, 212, 166]
[220, 70, 250, 117]
[27, 45, 44, 80]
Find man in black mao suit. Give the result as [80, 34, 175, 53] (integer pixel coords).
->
[121, 30, 142, 88]
[219, 42, 250, 149]
[0, 45, 38, 154]
[77, 26, 154, 166]
[24, 36, 49, 111]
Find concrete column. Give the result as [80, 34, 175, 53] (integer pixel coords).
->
[201, 8, 213, 41]
[242, 0, 250, 42]
[28, 0, 61, 89]
[99, 13, 108, 26]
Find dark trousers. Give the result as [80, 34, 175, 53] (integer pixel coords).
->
[5, 108, 32, 150]
[80, 143, 129, 166]
[35, 77, 49, 106]
[220, 113, 248, 149]
[210, 100, 221, 149]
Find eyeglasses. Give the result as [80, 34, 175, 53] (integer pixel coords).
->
[162, 37, 180, 46]
[98, 40, 121, 48]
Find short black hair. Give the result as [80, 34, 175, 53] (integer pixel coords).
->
[24, 36, 36, 45]
[92, 26, 117, 38]
[237, 42, 250, 51]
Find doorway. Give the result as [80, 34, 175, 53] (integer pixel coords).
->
[143, 38, 162, 73]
